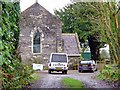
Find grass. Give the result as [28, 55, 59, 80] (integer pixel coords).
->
[62, 78, 85, 88]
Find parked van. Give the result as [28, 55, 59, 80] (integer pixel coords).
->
[48, 53, 68, 74]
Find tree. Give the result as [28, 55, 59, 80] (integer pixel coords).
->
[55, 2, 102, 62]
[98, 2, 120, 65]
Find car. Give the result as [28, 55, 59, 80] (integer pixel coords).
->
[78, 59, 97, 72]
[48, 53, 68, 74]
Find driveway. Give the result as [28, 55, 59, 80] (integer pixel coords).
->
[31, 70, 115, 88]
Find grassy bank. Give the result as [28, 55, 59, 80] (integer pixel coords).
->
[62, 78, 85, 88]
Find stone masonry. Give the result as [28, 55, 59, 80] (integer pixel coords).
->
[19, 2, 81, 67]
[19, 2, 63, 66]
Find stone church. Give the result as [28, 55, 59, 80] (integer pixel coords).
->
[19, 2, 81, 66]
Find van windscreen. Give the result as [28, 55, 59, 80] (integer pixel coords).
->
[51, 54, 67, 62]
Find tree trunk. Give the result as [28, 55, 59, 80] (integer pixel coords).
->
[88, 36, 100, 62]
[118, 11, 120, 68]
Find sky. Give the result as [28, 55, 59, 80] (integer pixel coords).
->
[20, 0, 72, 14]
[20, 0, 119, 14]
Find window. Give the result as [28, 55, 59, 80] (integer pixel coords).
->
[51, 54, 67, 62]
[33, 30, 41, 53]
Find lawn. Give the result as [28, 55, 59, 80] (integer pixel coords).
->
[62, 77, 85, 88]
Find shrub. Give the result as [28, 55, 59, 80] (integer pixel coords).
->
[1, 1, 34, 89]
[97, 65, 120, 83]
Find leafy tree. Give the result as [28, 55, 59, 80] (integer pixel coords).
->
[55, 2, 102, 62]
[89, 1, 120, 85]
[85, 1, 120, 65]
[97, 2, 120, 65]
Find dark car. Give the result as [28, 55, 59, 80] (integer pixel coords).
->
[78, 59, 97, 72]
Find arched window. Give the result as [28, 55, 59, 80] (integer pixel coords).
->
[33, 30, 41, 53]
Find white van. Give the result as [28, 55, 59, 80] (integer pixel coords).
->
[48, 53, 68, 74]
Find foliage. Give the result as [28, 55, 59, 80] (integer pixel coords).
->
[88, 2, 120, 83]
[54, 2, 102, 61]
[55, 1, 120, 65]
[62, 78, 85, 88]
[55, 2, 100, 41]
[2, 57, 34, 88]
[97, 2, 120, 65]
[73, 64, 78, 67]
[31, 72, 41, 83]
[97, 65, 120, 84]
[1, 1, 34, 89]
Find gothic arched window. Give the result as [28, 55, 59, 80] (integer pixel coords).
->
[33, 30, 41, 53]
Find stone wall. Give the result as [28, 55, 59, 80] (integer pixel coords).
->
[68, 56, 81, 70]
[19, 3, 62, 66]
[19, 3, 81, 67]
[68, 56, 81, 63]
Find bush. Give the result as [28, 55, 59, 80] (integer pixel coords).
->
[1, 2, 34, 89]
[2, 56, 34, 89]
[97, 65, 120, 83]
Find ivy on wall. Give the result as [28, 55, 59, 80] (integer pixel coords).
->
[0, 1, 33, 89]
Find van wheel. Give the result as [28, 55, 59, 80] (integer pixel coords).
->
[95, 68, 98, 71]
[91, 70, 94, 73]
[65, 71, 67, 74]
[63, 70, 67, 74]
[48, 70, 51, 74]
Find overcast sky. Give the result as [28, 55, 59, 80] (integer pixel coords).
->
[20, 0, 72, 14]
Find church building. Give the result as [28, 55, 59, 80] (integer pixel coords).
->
[19, 2, 81, 66]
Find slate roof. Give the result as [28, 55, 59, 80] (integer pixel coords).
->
[62, 33, 81, 56]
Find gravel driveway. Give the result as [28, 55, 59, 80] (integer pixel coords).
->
[31, 70, 115, 88]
